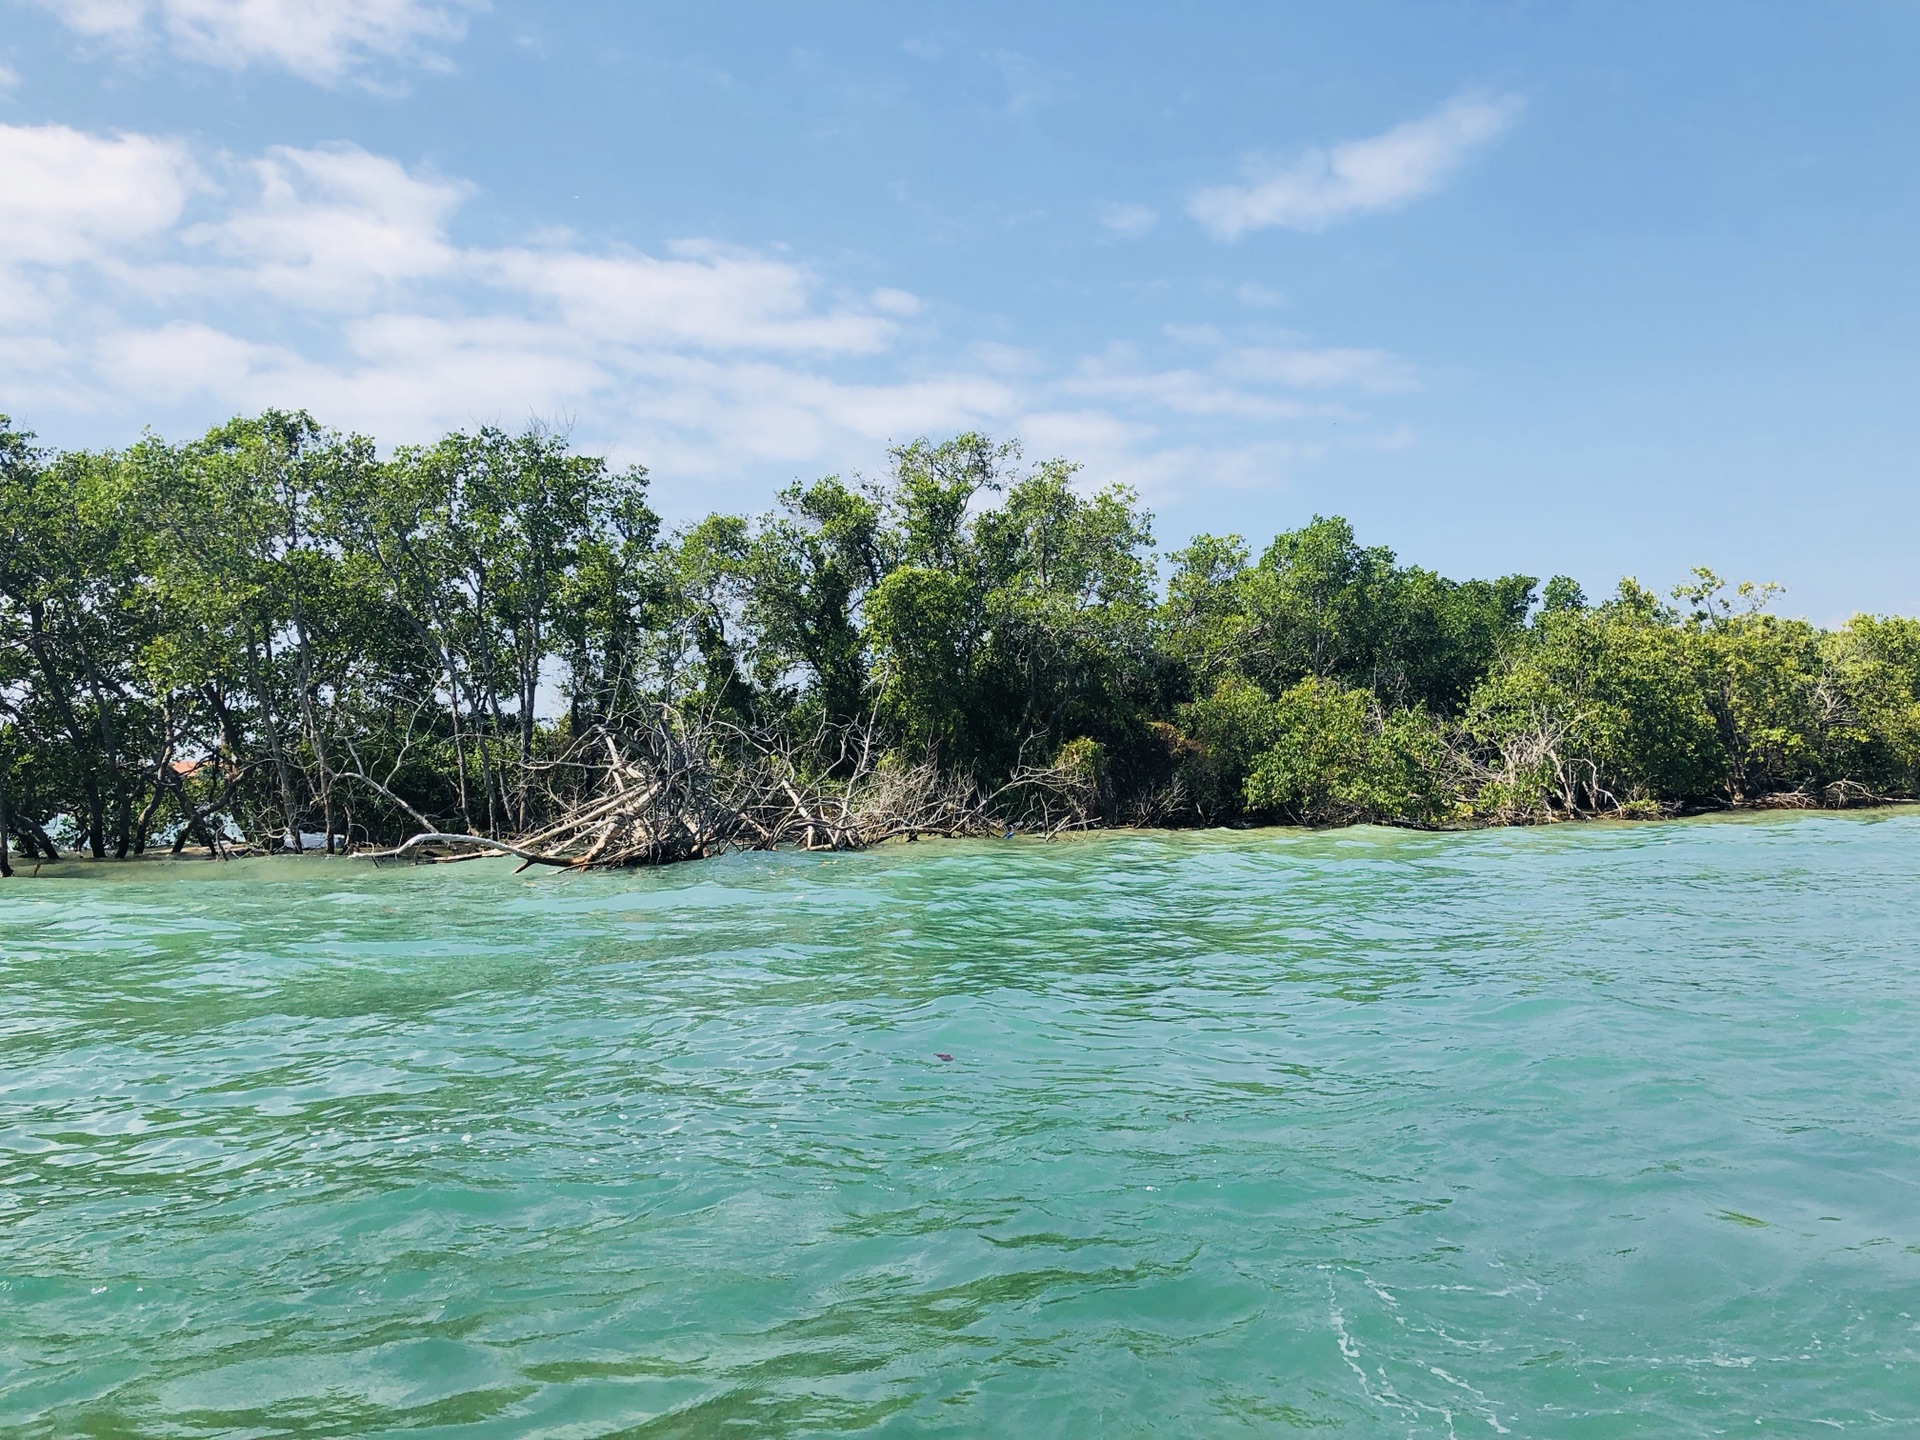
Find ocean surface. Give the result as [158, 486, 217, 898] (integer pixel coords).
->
[3, 812, 1918, 1437]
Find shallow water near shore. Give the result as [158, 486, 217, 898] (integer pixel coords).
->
[3, 812, 1918, 1436]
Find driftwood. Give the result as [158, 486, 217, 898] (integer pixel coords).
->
[361, 705, 1105, 871]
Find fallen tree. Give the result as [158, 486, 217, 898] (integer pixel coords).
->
[360, 705, 1116, 870]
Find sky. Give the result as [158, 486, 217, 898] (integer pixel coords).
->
[2, 1, 1917, 620]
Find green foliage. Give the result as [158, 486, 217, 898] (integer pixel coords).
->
[1175, 676, 1284, 819]
[1246, 681, 1452, 827]
[1468, 582, 1726, 810]
[829, 436, 1158, 776]
[1180, 676, 1450, 826]
[3, 408, 1917, 867]
[1160, 533, 1252, 683]
[741, 476, 885, 727]
[1162, 514, 1533, 714]
[1541, 575, 1587, 613]
[1823, 615, 1920, 792]
[866, 562, 976, 751]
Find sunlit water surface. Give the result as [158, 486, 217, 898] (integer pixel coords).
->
[3, 813, 1919, 1436]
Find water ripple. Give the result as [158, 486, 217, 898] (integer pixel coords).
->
[2, 812, 1919, 1434]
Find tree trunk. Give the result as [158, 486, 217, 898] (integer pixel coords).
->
[86, 781, 107, 860]
[133, 783, 166, 855]
[162, 766, 222, 857]
[518, 663, 539, 833]
[442, 659, 473, 833]
[25, 814, 59, 861]
[477, 649, 510, 838]
[24, 604, 107, 857]
[0, 769, 13, 878]
[113, 773, 133, 860]
[79, 652, 132, 860]
[291, 606, 338, 853]
[246, 640, 303, 849]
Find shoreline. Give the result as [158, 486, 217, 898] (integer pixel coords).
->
[7, 799, 1914, 878]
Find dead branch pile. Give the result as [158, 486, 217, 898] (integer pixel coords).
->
[363, 706, 1107, 870]
[1439, 705, 1617, 824]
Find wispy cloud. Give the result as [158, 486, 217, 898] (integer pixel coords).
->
[26, 0, 483, 84]
[485, 241, 903, 354]
[1188, 93, 1522, 240]
[1062, 337, 1415, 423]
[1, 121, 1422, 512]
[185, 144, 469, 305]
[1100, 202, 1158, 237]
[990, 49, 1056, 117]
[1217, 345, 1418, 393]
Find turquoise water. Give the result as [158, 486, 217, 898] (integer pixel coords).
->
[2, 813, 1918, 1437]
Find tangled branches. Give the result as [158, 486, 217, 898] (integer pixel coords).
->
[363, 706, 1108, 870]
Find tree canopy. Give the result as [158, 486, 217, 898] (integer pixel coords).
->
[2, 410, 1915, 865]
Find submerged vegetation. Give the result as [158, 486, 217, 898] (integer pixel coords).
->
[1, 410, 1916, 871]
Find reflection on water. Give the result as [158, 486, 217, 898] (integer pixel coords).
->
[3, 813, 1919, 1435]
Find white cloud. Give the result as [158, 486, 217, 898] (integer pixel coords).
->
[97, 320, 285, 402]
[0, 59, 19, 90]
[1188, 93, 1522, 239]
[1100, 202, 1158, 237]
[0, 123, 197, 323]
[28, 0, 481, 83]
[1218, 345, 1418, 393]
[0, 122, 971, 480]
[2, 121, 1423, 513]
[0, 123, 196, 265]
[189, 144, 467, 304]
[29, 0, 145, 35]
[1018, 407, 1158, 456]
[487, 242, 899, 354]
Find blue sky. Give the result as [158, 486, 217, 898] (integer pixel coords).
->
[3, 2, 1917, 619]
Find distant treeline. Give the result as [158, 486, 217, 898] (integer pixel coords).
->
[1, 410, 1916, 868]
